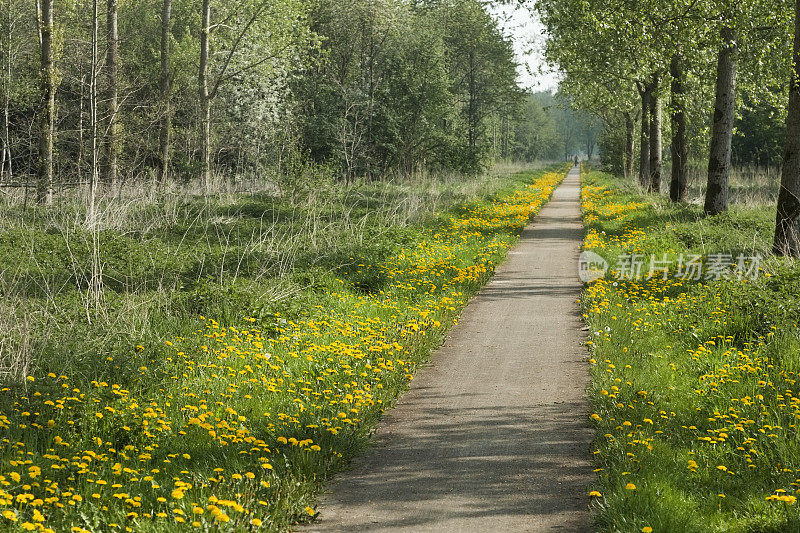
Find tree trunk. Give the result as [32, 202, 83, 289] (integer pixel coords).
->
[704, 25, 737, 215]
[774, 0, 800, 256]
[89, 0, 99, 220]
[103, 0, 119, 188]
[37, 0, 54, 205]
[648, 75, 662, 193]
[35, 0, 42, 46]
[669, 53, 688, 202]
[77, 65, 84, 182]
[624, 112, 635, 180]
[159, 0, 172, 183]
[467, 49, 477, 171]
[586, 132, 595, 160]
[86, 0, 103, 313]
[638, 85, 650, 188]
[199, 0, 211, 189]
[502, 105, 510, 159]
[2, 2, 12, 181]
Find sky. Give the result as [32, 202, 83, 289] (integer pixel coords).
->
[489, 2, 561, 92]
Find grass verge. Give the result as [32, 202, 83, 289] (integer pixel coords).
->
[0, 165, 568, 532]
[582, 169, 800, 532]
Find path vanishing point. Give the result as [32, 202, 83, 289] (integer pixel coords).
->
[303, 166, 592, 532]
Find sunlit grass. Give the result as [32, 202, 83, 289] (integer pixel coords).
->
[582, 169, 800, 532]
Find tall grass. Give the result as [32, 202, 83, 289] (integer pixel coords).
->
[0, 166, 533, 386]
[682, 161, 779, 206]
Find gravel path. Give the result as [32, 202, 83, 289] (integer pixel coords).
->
[303, 166, 592, 532]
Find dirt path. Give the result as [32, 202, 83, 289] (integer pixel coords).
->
[303, 166, 592, 532]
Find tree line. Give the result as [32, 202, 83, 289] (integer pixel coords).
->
[538, 0, 800, 256]
[1, 0, 580, 206]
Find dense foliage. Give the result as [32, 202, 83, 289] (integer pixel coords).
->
[0, 0, 581, 191]
[537, 0, 792, 196]
[539, 0, 800, 254]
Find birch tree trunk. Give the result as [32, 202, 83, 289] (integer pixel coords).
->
[36, 0, 54, 205]
[1, 2, 12, 181]
[704, 25, 737, 215]
[638, 85, 650, 188]
[648, 76, 662, 193]
[669, 52, 688, 202]
[159, 0, 172, 183]
[87, 0, 103, 314]
[89, 0, 99, 221]
[199, 0, 211, 190]
[103, 0, 119, 188]
[624, 112, 635, 181]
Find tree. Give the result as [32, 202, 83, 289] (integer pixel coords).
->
[89, 0, 100, 216]
[700, 0, 791, 212]
[774, 0, 800, 256]
[198, 0, 211, 187]
[581, 111, 601, 158]
[441, 0, 518, 173]
[197, 0, 312, 187]
[598, 110, 638, 177]
[623, 110, 636, 179]
[648, 73, 662, 192]
[732, 98, 785, 166]
[510, 91, 563, 161]
[704, 24, 737, 215]
[103, 0, 119, 187]
[385, 12, 454, 174]
[669, 52, 688, 201]
[5, 0, 527, 192]
[1, 0, 17, 181]
[158, 0, 171, 182]
[36, 0, 55, 204]
[302, 0, 402, 180]
[539, 0, 789, 209]
[296, 0, 517, 178]
[637, 82, 651, 187]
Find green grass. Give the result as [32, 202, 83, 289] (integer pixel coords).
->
[0, 165, 567, 532]
[0, 168, 542, 383]
[582, 169, 800, 532]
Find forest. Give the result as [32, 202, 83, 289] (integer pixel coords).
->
[0, 0, 597, 200]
